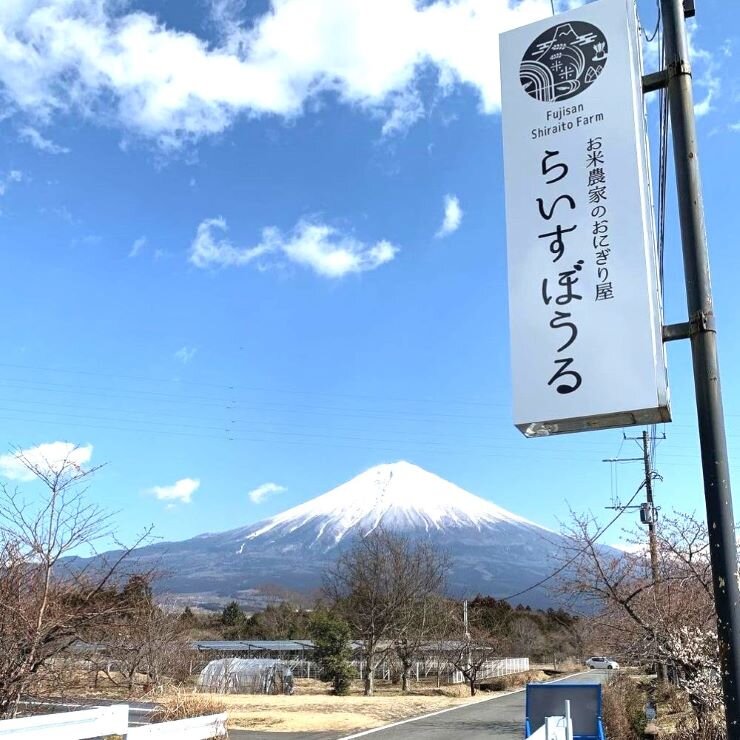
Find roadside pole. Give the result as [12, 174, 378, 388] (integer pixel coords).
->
[640, 430, 659, 587]
[659, 0, 740, 733]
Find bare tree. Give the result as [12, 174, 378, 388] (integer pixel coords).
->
[324, 528, 447, 696]
[392, 559, 448, 692]
[558, 509, 721, 728]
[94, 576, 189, 693]
[0, 446, 150, 716]
[445, 598, 510, 696]
[443, 623, 500, 697]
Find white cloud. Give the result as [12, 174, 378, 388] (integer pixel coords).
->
[435, 194, 462, 238]
[18, 125, 69, 154]
[0, 0, 552, 143]
[147, 477, 200, 504]
[0, 442, 93, 481]
[189, 217, 272, 269]
[190, 217, 398, 278]
[688, 27, 720, 118]
[0, 170, 23, 196]
[129, 236, 146, 257]
[174, 346, 197, 364]
[381, 89, 424, 136]
[730, 122, 740, 133]
[248, 482, 286, 504]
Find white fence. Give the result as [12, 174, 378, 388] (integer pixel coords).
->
[452, 657, 530, 685]
[0, 705, 227, 740]
[349, 656, 529, 685]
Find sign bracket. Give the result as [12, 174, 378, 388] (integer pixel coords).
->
[662, 311, 716, 343]
[642, 70, 669, 94]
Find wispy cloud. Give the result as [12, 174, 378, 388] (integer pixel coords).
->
[49, 206, 79, 225]
[0, 0, 552, 144]
[730, 122, 740, 133]
[129, 236, 147, 258]
[190, 217, 398, 278]
[248, 482, 286, 504]
[174, 346, 197, 364]
[18, 126, 69, 154]
[0, 442, 93, 481]
[147, 478, 200, 504]
[435, 194, 462, 238]
[0, 170, 23, 196]
[381, 89, 424, 137]
[688, 28, 720, 118]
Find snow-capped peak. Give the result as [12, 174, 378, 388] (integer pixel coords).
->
[243, 461, 542, 548]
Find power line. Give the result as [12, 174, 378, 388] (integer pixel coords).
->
[500, 482, 645, 601]
[643, 0, 662, 43]
[0, 362, 505, 410]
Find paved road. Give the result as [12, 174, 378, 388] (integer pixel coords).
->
[327, 670, 612, 740]
[231, 733, 340, 740]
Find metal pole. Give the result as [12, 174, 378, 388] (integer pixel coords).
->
[660, 0, 740, 733]
[564, 699, 573, 740]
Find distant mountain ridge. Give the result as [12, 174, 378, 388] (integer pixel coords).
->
[72, 462, 567, 610]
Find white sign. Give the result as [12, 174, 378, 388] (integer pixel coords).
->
[499, 0, 669, 437]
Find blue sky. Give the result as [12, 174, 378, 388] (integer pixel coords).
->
[0, 0, 738, 553]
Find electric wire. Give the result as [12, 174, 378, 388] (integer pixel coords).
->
[0, 361, 503, 409]
[500, 482, 645, 600]
[643, 0, 661, 43]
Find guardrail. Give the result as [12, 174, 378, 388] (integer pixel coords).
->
[0, 705, 128, 739]
[127, 712, 228, 739]
[0, 705, 228, 739]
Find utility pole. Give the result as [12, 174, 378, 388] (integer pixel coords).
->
[640, 430, 660, 588]
[603, 432, 661, 572]
[639, 430, 665, 682]
[657, 0, 740, 733]
[463, 599, 471, 677]
[604, 430, 664, 678]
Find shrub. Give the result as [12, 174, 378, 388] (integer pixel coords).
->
[150, 692, 226, 723]
[602, 675, 647, 740]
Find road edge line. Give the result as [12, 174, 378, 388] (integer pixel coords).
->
[337, 670, 593, 740]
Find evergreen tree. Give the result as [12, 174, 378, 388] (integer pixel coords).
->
[309, 610, 353, 696]
[221, 601, 245, 627]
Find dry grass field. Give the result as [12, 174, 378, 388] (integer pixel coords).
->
[201, 673, 551, 732]
[53, 666, 559, 733]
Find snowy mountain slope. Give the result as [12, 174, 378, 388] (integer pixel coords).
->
[68, 462, 567, 609]
[241, 461, 541, 549]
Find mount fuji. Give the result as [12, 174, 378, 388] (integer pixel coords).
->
[77, 462, 566, 609]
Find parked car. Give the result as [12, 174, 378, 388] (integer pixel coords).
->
[585, 656, 619, 670]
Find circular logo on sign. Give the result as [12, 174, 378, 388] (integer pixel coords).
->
[520, 22, 608, 103]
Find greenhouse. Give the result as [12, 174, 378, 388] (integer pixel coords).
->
[198, 658, 294, 695]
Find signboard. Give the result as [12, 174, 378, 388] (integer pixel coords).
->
[499, 0, 670, 437]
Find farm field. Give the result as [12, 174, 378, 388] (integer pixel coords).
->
[210, 675, 549, 733]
